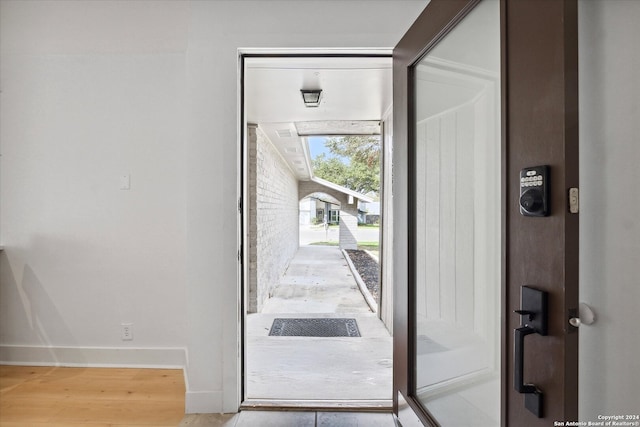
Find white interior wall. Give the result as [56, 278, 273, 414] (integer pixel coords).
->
[0, 1, 189, 364]
[578, 0, 640, 420]
[0, 0, 429, 414]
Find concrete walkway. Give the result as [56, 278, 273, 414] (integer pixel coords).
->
[245, 245, 392, 403]
[261, 246, 372, 314]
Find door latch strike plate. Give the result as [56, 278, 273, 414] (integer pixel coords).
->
[569, 188, 579, 214]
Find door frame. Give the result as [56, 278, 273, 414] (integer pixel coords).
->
[392, 0, 579, 425]
[238, 49, 395, 408]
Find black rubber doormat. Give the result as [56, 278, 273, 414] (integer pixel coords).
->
[269, 318, 361, 337]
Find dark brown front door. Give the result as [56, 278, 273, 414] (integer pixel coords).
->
[392, 0, 579, 425]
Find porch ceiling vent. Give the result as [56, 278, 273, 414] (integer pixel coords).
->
[300, 89, 322, 107]
[276, 129, 292, 138]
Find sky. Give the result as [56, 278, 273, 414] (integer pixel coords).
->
[307, 136, 349, 164]
[307, 136, 331, 160]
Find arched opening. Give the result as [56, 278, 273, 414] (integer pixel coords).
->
[299, 192, 341, 245]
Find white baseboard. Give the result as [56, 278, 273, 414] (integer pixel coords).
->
[185, 390, 224, 413]
[0, 344, 187, 369]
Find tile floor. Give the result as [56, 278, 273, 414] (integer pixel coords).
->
[179, 411, 398, 427]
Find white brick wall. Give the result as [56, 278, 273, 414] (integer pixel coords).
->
[247, 125, 299, 313]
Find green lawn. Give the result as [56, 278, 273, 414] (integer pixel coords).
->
[357, 241, 379, 250]
[309, 240, 379, 256]
[308, 225, 380, 257]
[309, 241, 339, 246]
[324, 224, 380, 229]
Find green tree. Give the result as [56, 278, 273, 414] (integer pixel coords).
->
[312, 136, 380, 195]
[325, 136, 380, 168]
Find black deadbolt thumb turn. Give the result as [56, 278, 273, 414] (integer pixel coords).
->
[520, 189, 543, 213]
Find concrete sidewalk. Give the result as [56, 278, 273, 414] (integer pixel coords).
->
[261, 245, 372, 314]
[245, 245, 392, 403]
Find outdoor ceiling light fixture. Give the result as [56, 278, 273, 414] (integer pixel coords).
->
[301, 89, 322, 108]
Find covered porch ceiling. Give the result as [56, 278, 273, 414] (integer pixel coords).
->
[244, 56, 392, 180]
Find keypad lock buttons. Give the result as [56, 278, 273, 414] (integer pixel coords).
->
[519, 166, 550, 217]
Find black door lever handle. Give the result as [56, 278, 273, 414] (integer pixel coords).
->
[513, 286, 548, 418]
[514, 326, 537, 394]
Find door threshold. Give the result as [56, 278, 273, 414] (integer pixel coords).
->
[241, 399, 393, 412]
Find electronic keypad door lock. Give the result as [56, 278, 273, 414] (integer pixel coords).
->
[520, 165, 550, 216]
[514, 286, 548, 418]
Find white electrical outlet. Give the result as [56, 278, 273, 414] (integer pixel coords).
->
[121, 323, 133, 341]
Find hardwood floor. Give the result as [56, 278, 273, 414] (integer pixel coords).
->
[0, 365, 185, 426]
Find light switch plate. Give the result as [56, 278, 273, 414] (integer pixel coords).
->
[120, 174, 130, 190]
